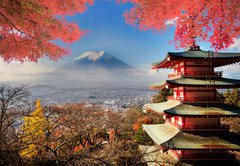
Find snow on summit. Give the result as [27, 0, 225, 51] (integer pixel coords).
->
[74, 51, 105, 62]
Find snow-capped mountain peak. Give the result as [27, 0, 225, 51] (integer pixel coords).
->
[74, 50, 106, 62]
[61, 50, 134, 71]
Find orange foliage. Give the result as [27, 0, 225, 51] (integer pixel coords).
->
[109, 129, 115, 142]
[73, 139, 89, 153]
[132, 123, 140, 131]
[133, 117, 151, 131]
[73, 145, 84, 153]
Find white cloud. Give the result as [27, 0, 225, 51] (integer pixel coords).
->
[147, 69, 158, 75]
[216, 63, 240, 79]
[166, 17, 178, 25]
[226, 38, 240, 51]
[147, 69, 172, 83]
[0, 59, 54, 82]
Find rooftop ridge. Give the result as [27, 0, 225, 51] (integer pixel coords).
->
[152, 50, 240, 69]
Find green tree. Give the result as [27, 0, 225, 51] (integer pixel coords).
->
[221, 89, 240, 134]
[151, 88, 172, 103]
[134, 127, 153, 145]
[224, 89, 240, 107]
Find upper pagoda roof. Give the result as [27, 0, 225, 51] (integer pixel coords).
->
[150, 76, 240, 90]
[152, 50, 240, 69]
[144, 124, 240, 150]
[145, 102, 240, 116]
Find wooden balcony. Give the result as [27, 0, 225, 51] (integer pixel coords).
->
[168, 73, 180, 78]
[167, 96, 224, 103]
[167, 96, 183, 101]
[168, 71, 223, 78]
[183, 97, 224, 103]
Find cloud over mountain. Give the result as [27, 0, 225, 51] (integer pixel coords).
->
[0, 51, 160, 88]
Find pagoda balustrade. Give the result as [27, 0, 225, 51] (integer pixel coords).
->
[181, 150, 234, 160]
[165, 116, 183, 129]
[167, 96, 223, 103]
[184, 97, 223, 103]
[166, 116, 227, 130]
[168, 71, 223, 78]
[167, 96, 183, 101]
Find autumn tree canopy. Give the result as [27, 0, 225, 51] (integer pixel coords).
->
[121, 0, 240, 50]
[0, 0, 93, 62]
[1, 0, 239, 62]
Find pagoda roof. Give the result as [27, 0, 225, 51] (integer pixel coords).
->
[143, 123, 180, 145]
[165, 103, 240, 116]
[152, 50, 240, 69]
[145, 102, 240, 116]
[144, 124, 240, 150]
[144, 100, 181, 114]
[150, 76, 240, 90]
[164, 131, 240, 150]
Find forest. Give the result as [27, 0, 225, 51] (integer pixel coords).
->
[0, 85, 239, 165]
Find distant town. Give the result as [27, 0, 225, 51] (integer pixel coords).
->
[29, 85, 155, 111]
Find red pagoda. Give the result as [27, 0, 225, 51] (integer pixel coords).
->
[143, 46, 240, 165]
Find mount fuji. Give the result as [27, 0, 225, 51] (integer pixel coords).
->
[20, 51, 160, 88]
[60, 51, 134, 71]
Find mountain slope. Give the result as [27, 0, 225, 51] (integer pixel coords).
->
[25, 51, 160, 88]
[61, 51, 133, 71]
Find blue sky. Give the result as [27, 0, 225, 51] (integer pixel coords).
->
[1, 0, 239, 82]
[45, 0, 181, 70]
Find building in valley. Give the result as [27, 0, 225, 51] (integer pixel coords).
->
[143, 45, 240, 165]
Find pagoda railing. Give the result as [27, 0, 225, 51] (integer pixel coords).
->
[168, 71, 223, 78]
[167, 96, 224, 103]
[167, 96, 183, 101]
[184, 97, 224, 103]
[180, 151, 234, 160]
[168, 73, 180, 78]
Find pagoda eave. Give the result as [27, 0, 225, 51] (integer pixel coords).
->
[152, 51, 240, 69]
[169, 147, 240, 150]
[162, 131, 240, 150]
[164, 112, 240, 117]
[167, 83, 240, 89]
[150, 76, 240, 90]
[143, 123, 179, 145]
[145, 102, 240, 117]
[153, 58, 240, 69]
[143, 125, 240, 150]
[144, 101, 181, 115]
[149, 82, 167, 90]
[149, 84, 240, 90]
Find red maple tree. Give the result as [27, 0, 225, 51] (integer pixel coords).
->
[133, 117, 151, 131]
[120, 0, 240, 50]
[0, 0, 93, 62]
[1, 0, 239, 62]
